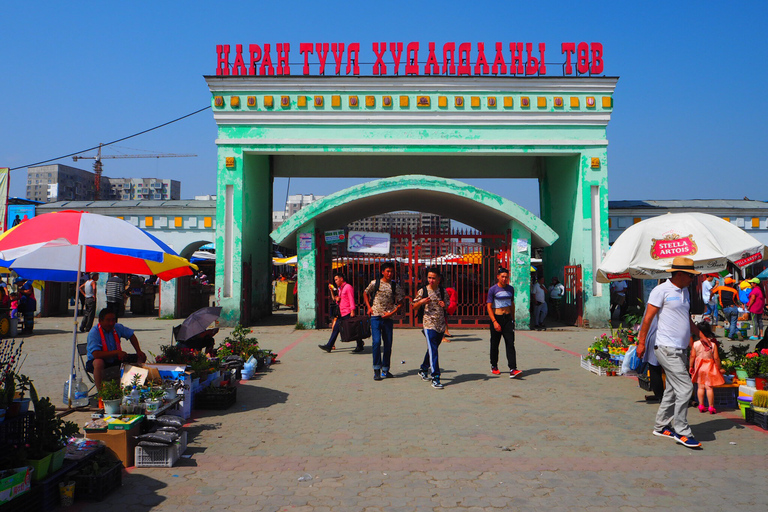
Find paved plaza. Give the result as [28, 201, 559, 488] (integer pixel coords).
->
[17, 312, 768, 511]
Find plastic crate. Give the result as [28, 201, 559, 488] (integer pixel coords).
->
[0, 484, 41, 512]
[0, 412, 35, 448]
[580, 355, 608, 377]
[637, 374, 652, 391]
[745, 407, 768, 430]
[134, 431, 187, 468]
[72, 460, 123, 502]
[194, 387, 237, 410]
[696, 384, 738, 409]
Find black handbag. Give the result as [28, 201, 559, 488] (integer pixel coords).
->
[340, 316, 371, 342]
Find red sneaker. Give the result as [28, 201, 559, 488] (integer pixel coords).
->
[491, 366, 501, 375]
[510, 370, 523, 379]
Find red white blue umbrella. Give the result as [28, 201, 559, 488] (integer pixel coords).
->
[0, 210, 195, 406]
[0, 211, 193, 281]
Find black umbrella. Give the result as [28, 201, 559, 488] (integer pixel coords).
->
[176, 306, 222, 342]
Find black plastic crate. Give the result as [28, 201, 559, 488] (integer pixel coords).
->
[694, 384, 738, 409]
[194, 386, 237, 410]
[745, 407, 768, 430]
[0, 412, 35, 448]
[637, 374, 652, 391]
[72, 460, 123, 502]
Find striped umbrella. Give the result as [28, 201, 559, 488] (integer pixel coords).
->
[0, 210, 196, 406]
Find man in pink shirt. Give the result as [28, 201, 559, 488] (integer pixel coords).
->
[746, 277, 765, 339]
[319, 272, 364, 353]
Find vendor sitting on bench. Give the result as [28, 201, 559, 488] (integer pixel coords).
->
[86, 308, 147, 391]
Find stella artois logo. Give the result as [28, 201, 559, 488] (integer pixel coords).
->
[650, 233, 697, 260]
[734, 251, 763, 267]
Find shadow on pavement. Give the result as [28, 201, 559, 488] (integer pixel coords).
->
[694, 417, 747, 442]
[518, 367, 559, 376]
[445, 372, 493, 385]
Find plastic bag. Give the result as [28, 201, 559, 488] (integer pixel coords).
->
[620, 345, 642, 375]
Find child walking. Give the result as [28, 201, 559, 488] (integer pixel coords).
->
[690, 322, 725, 413]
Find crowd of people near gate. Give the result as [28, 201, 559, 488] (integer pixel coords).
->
[317, 262, 570, 387]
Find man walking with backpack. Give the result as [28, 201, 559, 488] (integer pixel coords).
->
[364, 262, 404, 381]
[413, 267, 448, 389]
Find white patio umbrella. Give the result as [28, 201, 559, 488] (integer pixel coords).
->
[597, 212, 767, 282]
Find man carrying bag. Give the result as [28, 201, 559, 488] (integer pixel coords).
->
[318, 272, 366, 353]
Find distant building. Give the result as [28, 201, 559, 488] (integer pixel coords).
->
[347, 212, 450, 234]
[108, 178, 180, 201]
[272, 194, 325, 230]
[27, 164, 112, 202]
[609, 199, 768, 246]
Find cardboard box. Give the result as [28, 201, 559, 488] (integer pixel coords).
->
[0, 466, 32, 505]
[87, 422, 141, 467]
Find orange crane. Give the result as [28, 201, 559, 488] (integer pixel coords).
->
[72, 144, 196, 199]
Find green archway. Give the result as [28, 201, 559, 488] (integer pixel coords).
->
[271, 175, 558, 328]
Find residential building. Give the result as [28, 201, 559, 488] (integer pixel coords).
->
[108, 178, 180, 200]
[272, 194, 325, 230]
[26, 164, 112, 202]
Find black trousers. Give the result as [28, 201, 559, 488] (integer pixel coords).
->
[80, 297, 96, 331]
[489, 314, 516, 370]
[649, 363, 664, 398]
[324, 314, 363, 349]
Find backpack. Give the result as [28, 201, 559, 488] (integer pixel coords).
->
[416, 285, 445, 323]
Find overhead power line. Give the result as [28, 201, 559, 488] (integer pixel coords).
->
[8, 106, 211, 171]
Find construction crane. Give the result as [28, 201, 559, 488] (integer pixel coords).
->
[72, 143, 196, 199]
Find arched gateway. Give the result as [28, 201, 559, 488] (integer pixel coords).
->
[272, 175, 558, 328]
[206, 75, 618, 328]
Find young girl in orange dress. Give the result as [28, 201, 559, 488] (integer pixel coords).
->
[690, 322, 725, 414]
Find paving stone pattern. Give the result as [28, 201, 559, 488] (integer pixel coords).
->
[18, 314, 768, 511]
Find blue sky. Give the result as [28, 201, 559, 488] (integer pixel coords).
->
[2, 1, 766, 216]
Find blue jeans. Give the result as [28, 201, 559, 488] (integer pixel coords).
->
[704, 300, 717, 324]
[420, 329, 443, 378]
[370, 316, 393, 372]
[723, 306, 739, 338]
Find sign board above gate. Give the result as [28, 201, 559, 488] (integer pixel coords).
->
[347, 231, 391, 255]
[215, 42, 603, 77]
[324, 229, 345, 245]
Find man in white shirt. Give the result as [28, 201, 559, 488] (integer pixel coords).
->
[548, 277, 565, 322]
[701, 274, 716, 325]
[637, 257, 709, 449]
[531, 276, 548, 330]
[79, 273, 99, 333]
[610, 279, 628, 320]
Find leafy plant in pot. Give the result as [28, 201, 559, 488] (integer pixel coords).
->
[144, 386, 165, 413]
[13, 373, 33, 415]
[98, 380, 124, 415]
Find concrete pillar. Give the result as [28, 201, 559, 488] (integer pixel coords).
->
[296, 220, 317, 329]
[539, 153, 610, 328]
[215, 147, 244, 326]
[509, 221, 532, 329]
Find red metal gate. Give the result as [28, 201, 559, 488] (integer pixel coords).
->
[563, 264, 584, 327]
[317, 228, 510, 328]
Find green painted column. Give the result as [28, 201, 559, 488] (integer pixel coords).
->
[539, 153, 610, 328]
[242, 154, 274, 323]
[296, 220, 317, 329]
[509, 220, 532, 329]
[215, 147, 244, 326]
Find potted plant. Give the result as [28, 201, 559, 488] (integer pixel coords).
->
[12, 373, 33, 416]
[0, 371, 15, 420]
[162, 379, 180, 400]
[744, 352, 761, 388]
[729, 343, 751, 380]
[144, 386, 165, 413]
[98, 380, 124, 415]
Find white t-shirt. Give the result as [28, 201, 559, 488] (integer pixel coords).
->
[84, 279, 96, 299]
[533, 283, 547, 303]
[648, 279, 691, 350]
[701, 279, 714, 304]
[549, 283, 565, 299]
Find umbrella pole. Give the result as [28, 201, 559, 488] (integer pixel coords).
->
[67, 246, 84, 408]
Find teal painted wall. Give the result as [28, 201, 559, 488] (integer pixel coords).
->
[242, 154, 273, 323]
[296, 221, 317, 329]
[509, 220, 532, 329]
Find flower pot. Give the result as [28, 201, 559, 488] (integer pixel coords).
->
[103, 399, 122, 415]
[145, 400, 162, 413]
[756, 377, 767, 391]
[723, 374, 734, 384]
[27, 452, 53, 482]
[12, 398, 31, 415]
[735, 367, 749, 380]
[164, 388, 177, 401]
[746, 377, 757, 388]
[738, 397, 753, 419]
[50, 446, 67, 473]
